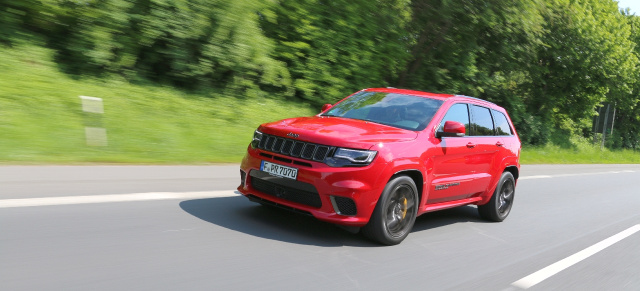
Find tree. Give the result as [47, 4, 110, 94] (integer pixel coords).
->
[0, 0, 44, 44]
[609, 11, 640, 150]
[260, 0, 412, 103]
[526, 0, 638, 143]
[39, 0, 292, 97]
[397, 0, 545, 143]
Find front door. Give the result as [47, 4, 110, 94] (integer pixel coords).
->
[430, 103, 482, 204]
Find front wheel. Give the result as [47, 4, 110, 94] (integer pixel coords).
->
[362, 176, 418, 245]
[478, 171, 515, 222]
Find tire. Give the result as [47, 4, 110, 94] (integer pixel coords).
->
[478, 171, 515, 222]
[362, 176, 418, 245]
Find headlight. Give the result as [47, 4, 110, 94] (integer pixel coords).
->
[251, 130, 263, 148]
[325, 148, 377, 167]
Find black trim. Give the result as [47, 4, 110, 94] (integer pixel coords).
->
[332, 196, 357, 216]
[240, 170, 246, 187]
[246, 195, 314, 216]
[249, 170, 322, 208]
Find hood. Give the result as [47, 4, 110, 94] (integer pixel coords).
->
[259, 116, 418, 149]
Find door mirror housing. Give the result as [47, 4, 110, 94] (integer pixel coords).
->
[436, 121, 466, 138]
[321, 103, 333, 113]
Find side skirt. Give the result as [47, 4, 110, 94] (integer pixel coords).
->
[420, 197, 482, 214]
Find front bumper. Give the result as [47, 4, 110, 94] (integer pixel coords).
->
[237, 145, 388, 227]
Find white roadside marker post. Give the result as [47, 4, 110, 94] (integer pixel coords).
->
[79, 96, 107, 146]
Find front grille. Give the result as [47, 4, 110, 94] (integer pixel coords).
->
[256, 133, 332, 163]
[281, 140, 294, 154]
[250, 170, 322, 208]
[301, 144, 316, 159]
[291, 142, 305, 157]
[273, 138, 284, 152]
[314, 146, 329, 160]
[332, 196, 357, 216]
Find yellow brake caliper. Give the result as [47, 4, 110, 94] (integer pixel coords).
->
[401, 197, 408, 219]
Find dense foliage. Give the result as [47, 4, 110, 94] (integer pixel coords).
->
[2, 0, 639, 149]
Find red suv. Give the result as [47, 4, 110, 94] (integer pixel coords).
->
[238, 88, 521, 245]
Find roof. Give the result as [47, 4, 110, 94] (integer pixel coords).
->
[364, 88, 455, 100]
[454, 95, 498, 107]
[364, 88, 501, 108]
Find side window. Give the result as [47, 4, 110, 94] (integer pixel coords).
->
[437, 103, 470, 133]
[492, 110, 513, 136]
[470, 105, 495, 136]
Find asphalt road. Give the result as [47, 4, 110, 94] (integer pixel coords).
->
[1, 164, 639, 290]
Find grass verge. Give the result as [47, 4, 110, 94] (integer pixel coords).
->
[521, 144, 640, 164]
[0, 38, 315, 163]
[1, 37, 638, 164]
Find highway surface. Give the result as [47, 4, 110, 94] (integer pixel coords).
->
[1, 164, 639, 290]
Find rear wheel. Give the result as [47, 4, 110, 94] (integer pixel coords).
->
[478, 171, 515, 222]
[362, 176, 418, 245]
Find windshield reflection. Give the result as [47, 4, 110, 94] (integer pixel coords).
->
[323, 92, 444, 131]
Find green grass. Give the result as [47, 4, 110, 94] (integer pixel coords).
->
[0, 38, 315, 163]
[521, 141, 640, 164]
[1, 37, 638, 164]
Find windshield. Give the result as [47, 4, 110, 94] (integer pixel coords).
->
[322, 91, 444, 131]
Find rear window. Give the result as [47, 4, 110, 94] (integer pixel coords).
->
[492, 110, 513, 136]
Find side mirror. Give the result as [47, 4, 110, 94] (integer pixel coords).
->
[321, 103, 333, 112]
[436, 121, 466, 138]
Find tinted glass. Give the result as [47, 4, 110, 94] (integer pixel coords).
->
[323, 91, 444, 131]
[437, 103, 470, 133]
[492, 110, 513, 136]
[470, 105, 495, 136]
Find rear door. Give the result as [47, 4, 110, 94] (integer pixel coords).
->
[492, 108, 520, 167]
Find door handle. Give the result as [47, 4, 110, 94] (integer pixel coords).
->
[466, 142, 476, 148]
[496, 141, 504, 147]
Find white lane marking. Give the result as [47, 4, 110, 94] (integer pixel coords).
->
[520, 175, 552, 180]
[3, 169, 635, 206]
[0, 191, 239, 208]
[511, 224, 640, 289]
[520, 170, 636, 180]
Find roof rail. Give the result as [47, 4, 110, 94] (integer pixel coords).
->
[454, 95, 498, 106]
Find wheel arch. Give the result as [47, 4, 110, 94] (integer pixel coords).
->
[480, 164, 519, 205]
[504, 165, 519, 180]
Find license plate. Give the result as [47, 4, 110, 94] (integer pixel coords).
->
[261, 161, 298, 180]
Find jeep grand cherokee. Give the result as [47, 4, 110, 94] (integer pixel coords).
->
[238, 88, 521, 245]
